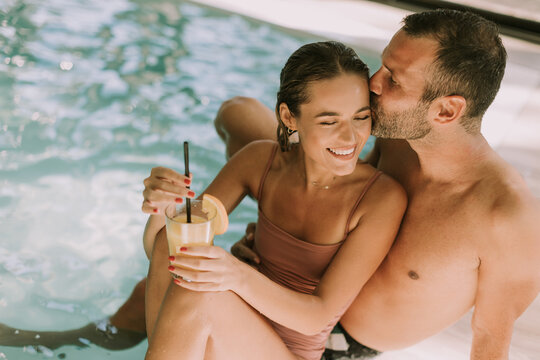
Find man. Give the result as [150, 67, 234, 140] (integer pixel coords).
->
[3, 9, 538, 360]
[207, 9, 540, 359]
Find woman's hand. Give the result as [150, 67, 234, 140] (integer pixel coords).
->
[168, 246, 247, 292]
[142, 166, 195, 214]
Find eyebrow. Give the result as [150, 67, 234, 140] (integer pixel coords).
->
[380, 49, 397, 77]
[315, 106, 371, 118]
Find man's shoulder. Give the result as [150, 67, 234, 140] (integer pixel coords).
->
[478, 158, 536, 220]
[477, 157, 540, 253]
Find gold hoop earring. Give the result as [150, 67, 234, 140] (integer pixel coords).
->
[277, 123, 294, 152]
[286, 127, 297, 136]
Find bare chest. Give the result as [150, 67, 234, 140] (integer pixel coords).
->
[384, 193, 482, 283]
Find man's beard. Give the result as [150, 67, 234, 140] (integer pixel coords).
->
[371, 96, 432, 140]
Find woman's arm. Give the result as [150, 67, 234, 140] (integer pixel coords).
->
[141, 141, 276, 258]
[173, 173, 407, 335]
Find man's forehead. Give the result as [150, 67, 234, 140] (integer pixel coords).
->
[382, 30, 438, 73]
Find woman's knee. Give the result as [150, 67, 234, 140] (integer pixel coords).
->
[214, 96, 275, 158]
[152, 227, 168, 256]
[169, 287, 235, 322]
[172, 286, 222, 310]
[214, 96, 260, 135]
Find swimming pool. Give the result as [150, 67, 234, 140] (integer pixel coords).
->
[0, 0, 378, 358]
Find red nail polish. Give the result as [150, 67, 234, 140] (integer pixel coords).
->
[153, 208, 158, 213]
[187, 191, 195, 198]
[174, 278, 181, 284]
[180, 247, 187, 251]
[175, 197, 183, 203]
[168, 256, 175, 261]
[184, 178, 191, 185]
[168, 265, 175, 271]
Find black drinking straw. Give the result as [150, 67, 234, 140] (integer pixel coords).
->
[183, 141, 191, 223]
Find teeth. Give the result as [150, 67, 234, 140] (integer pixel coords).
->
[328, 147, 355, 155]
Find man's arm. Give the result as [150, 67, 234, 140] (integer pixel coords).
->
[471, 199, 540, 359]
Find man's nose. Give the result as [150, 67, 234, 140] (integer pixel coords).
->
[369, 69, 383, 95]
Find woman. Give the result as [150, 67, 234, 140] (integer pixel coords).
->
[142, 41, 406, 360]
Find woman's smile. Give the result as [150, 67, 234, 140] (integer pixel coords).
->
[327, 145, 357, 160]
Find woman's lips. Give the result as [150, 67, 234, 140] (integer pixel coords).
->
[327, 146, 357, 160]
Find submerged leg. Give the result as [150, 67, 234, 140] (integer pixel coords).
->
[110, 277, 147, 334]
[214, 96, 277, 159]
[0, 278, 147, 350]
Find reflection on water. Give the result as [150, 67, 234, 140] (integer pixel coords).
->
[0, 0, 328, 358]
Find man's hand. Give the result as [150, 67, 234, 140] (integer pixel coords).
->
[230, 222, 260, 267]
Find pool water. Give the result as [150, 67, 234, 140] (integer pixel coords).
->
[0, 0, 378, 358]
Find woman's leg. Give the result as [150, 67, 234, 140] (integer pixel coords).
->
[146, 284, 298, 360]
[109, 277, 147, 333]
[214, 96, 277, 159]
[145, 227, 174, 338]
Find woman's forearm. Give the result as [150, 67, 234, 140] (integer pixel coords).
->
[234, 262, 336, 335]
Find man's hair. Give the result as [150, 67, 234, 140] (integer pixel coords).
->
[276, 41, 369, 151]
[402, 9, 507, 133]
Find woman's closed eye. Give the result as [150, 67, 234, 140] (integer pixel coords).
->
[354, 115, 370, 121]
[319, 120, 337, 126]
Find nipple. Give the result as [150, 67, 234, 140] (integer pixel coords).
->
[408, 270, 419, 280]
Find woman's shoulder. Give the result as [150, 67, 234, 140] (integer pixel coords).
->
[233, 140, 279, 159]
[353, 163, 407, 207]
[228, 140, 281, 172]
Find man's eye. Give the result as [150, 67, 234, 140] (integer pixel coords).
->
[320, 121, 336, 126]
[389, 77, 398, 85]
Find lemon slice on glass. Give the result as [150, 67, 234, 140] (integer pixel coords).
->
[202, 194, 229, 235]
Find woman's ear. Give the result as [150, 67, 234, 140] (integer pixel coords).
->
[431, 95, 467, 124]
[278, 103, 297, 131]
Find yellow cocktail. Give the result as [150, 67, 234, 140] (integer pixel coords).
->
[165, 200, 216, 256]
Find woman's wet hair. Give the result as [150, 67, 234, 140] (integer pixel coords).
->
[276, 41, 369, 151]
[402, 9, 507, 133]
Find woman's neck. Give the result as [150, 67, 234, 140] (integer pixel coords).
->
[293, 145, 339, 190]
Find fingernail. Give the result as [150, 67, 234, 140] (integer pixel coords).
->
[168, 265, 175, 271]
[187, 191, 195, 198]
[174, 278, 181, 285]
[175, 197, 183, 203]
[180, 247, 187, 251]
[153, 208, 158, 213]
[184, 178, 191, 185]
[168, 256, 175, 261]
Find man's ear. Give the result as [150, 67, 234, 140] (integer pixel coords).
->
[278, 103, 297, 131]
[431, 95, 466, 124]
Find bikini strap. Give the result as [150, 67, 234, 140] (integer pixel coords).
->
[343, 170, 383, 239]
[256, 143, 279, 202]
